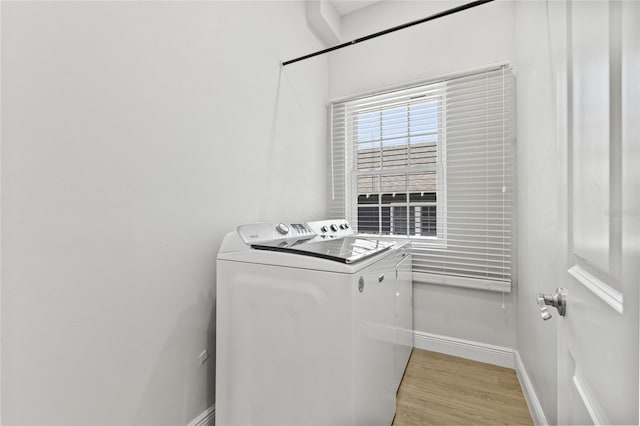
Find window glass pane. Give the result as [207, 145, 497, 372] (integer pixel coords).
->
[356, 110, 381, 170]
[392, 206, 408, 236]
[356, 101, 440, 171]
[409, 192, 436, 203]
[421, 205, 437, 237]
[356, 146, 381, 171]
[382, 141, 408, 168]
[409, 140, 437, 166]
[357, 194, 379, 204]
[408, 172, 436, 192]
[381, 193, 407, 204]
[357, 192, 379, 234]
[357, 175, 379, 194]
[381, 206, 391, 235]
[410, 133, 438, 143]
[382, 107, 408, 140]
[409, 100, 438, 166]
[357, 205, 379, 234]
[410, 206, 417, 236]
[381, 174, 407, 193]
[356, 111, 380, 146]
[409, 101, 438, 135]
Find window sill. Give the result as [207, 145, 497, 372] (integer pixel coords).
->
[358, 234, 447, 248]
[413, 271, 512, 293]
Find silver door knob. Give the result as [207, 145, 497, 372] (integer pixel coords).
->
[536, 288, 567, 320]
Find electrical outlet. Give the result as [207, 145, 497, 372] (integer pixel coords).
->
[199, 349, 209, 364]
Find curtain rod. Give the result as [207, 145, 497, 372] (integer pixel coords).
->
[281, 0, 495, 67]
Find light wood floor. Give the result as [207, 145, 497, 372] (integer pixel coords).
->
[393, 349, 533, 426]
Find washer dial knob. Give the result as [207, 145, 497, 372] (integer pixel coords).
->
[276, 223, 290, 235]
[320, 226, 328, 233]
[330, 224, 339, 232]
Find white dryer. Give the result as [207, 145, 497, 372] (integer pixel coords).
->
[216, 219, 412, 426]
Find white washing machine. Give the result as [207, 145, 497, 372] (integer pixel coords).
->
[216, 219, 413, 426]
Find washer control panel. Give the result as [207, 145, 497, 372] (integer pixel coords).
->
[237, 222, 316, 245]
[306, 219, 353, 239]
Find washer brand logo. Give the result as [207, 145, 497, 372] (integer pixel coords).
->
[249, 234, 259, 239]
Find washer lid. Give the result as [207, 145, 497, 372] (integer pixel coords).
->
[251, 236, 394, 264]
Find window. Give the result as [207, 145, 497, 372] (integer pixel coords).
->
[330, 65, 515, 291]
[354, 97, 443, 239]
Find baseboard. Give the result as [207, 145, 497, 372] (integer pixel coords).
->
[412, 330, 516, 369]
[514, 352, 548, 426]
[187, 404, 215, 426]
[412, 331, 547, 425]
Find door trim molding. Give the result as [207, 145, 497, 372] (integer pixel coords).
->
[412, 330, 515, 369]
[186, 404, 215, 426]
[568, 265, 623, 313]
[515, 351, 549, 426]
[573, 367, 610, 425]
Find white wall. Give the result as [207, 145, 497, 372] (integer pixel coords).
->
[328, 0, 517, 349]
[1, 2, 328, 425]
[514, 1, 561, 423]
[330, 0, 515, 100]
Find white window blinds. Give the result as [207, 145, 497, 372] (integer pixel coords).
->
[329, 65, 515, 292]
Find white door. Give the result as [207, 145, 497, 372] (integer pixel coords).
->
[554, 0, 639, 424]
